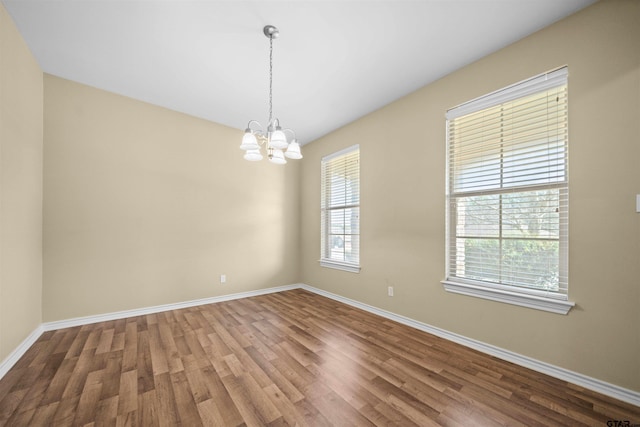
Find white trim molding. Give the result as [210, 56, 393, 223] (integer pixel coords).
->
[2, 283, 638, 408]
[0, 284, 298, 380]
[441, 280, 575, 315]
[319, 259, 361, 273]
[0, 324, 44, 379]
[299, 283, 640, 407]
[42, 284, 299, 331]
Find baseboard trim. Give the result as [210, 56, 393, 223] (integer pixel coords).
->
[0, 324, 44, 379]
[2, 283, 638, 407]
[0, 284, 298, 380]
[42, 284, 299, 331]
[298, 284, 640, 407]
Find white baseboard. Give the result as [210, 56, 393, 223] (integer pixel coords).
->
[2, 283, 638, 408]
[298, 283, 640, 407]
[0, 284, 298, 379]
[0, 324, 44, 379]
[41, 284, 299, 331]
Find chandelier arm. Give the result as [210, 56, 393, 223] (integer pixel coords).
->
[246, 120, 263, 133]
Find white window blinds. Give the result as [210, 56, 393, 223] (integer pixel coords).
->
[321, 145, 360, 271]
[446, 67, 568, 300]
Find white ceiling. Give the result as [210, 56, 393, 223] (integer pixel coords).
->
[3, 0, 595, 144]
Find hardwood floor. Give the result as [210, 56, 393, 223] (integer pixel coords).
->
[1, 289, 638, 426]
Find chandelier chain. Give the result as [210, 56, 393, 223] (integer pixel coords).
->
[268, 36, 273, 125]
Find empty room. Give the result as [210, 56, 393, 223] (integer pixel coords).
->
[1, 0, 639, 425]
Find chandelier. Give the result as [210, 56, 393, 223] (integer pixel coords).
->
[239, 25, 302, 164]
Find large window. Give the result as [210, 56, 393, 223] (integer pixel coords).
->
[321, 145, 360, 272]
[444, 67, 574, 314]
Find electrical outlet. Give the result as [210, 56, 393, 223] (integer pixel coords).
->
[388, 286, 394, 297]
[220, 274, 226, 284]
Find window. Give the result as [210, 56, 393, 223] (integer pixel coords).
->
[320, 145, 360, 272]
[443, 67, 574, 314]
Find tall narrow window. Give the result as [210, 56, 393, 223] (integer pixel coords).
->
[444, 67, 574, 314]
[321, 145, 360, 273]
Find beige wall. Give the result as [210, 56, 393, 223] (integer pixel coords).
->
[2, 0, 638, 396]
[301, 0, 640, 392]
[0, 4, 43, 362]
[43, 75, 300, 321]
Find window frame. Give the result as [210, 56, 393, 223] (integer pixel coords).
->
[443, 67, 574, 314]
[320, 145, 361, 273]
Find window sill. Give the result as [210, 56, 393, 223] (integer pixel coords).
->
[320, 259, 361, 273]
[441, 280, 575, 315]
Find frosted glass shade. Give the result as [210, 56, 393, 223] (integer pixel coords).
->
[269, 129, 288, 149]
[240, 132, 259, 150]
[244, 149, 263, 161]
[269, 149, 287, 165]
[284, 141, 303, 159]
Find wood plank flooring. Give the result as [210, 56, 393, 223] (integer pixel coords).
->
[1, 289, 639, 426]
